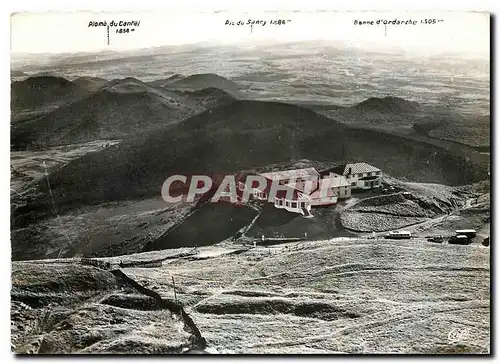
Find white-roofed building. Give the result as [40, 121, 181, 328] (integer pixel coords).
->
[237, 162, 381, 216]
[321, 162, 383, 190]
[259, 167, 319, 185]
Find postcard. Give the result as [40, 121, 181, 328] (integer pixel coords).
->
[10, 10, 490, 354]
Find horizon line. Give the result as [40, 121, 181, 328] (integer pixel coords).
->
[10, 39, 490, 59]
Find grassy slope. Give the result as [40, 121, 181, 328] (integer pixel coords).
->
[12, 236, 490, 353]
[121, 238, 490, 354]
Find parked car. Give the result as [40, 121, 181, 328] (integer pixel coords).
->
[448, 235, 470, 245]
[428, 235, 444, 243]
[385, 231, 412, 239]
[455, 229, 477, 239]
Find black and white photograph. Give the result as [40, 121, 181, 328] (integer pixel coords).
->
[9, 8, 491, 355]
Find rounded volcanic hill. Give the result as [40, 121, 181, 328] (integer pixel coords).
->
[15, 99, 488, 223]
[147, 74, 185, 88]
[352, 96, 421, 114]
[102, 77, 151, 91]
[167, 73, 243, 97]
[11, 77, 241, 150]
[72, 76, 109, 92]
[11, 84, 184, 150]
[11, 75, 89, 109]
[11, 70, 28, 78]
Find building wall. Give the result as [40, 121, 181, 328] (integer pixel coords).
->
[237, 169, 363, 214]
[337, 185, 351, 198]
[324, 173, 351, 199]
[347, 170, 383, 190]
[274, 197, 311, 214]
[359, 179, 382, 189]
[310, 195, 338, 206]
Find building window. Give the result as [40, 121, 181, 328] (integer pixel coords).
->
[368, 172, 372, 176]
[364, 182, 370, 187]
[291, 202, 297, 208]
[351, 182, 356, 186]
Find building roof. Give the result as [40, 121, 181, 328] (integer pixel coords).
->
[284, 181, 311, 193]
[259, 167, 319, 181]
[321, 162, 381, 176]
[285, 175, 349, 195]
[308, 190, 338, 200]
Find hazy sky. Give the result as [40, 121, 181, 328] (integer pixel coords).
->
[11, 11, 489, 57]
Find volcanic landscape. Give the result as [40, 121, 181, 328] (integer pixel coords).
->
[10, 42, 490, 354]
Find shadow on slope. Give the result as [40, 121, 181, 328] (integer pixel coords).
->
[143, 203, 258, 252]
[12, 100, 489, 228]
